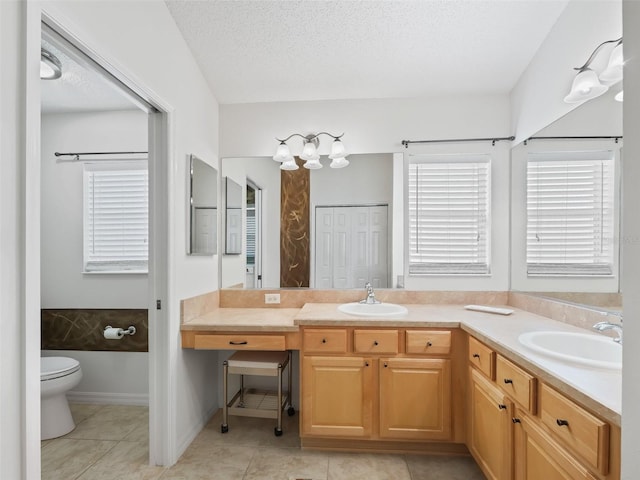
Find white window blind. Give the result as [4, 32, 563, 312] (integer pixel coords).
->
[526, 151, 615, 276]
[408, 156, 490, 275]
[84, 162, 149, 273]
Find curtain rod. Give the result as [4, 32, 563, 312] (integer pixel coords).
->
[524, 136, 622, 145]
[401, 136, 515, 148]
[54, 151, 148, 162]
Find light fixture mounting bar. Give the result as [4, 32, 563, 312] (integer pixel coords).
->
[275, 132, 344, 143]
[574, 37, 622, 71]
[401, 136, 515, 148]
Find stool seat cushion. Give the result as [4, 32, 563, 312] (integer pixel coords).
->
[227, 350, 289, 369]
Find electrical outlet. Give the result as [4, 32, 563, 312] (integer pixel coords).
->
[264, 293, 281, 304]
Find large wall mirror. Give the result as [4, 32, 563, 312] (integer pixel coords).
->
[188, 154, 218, 256]
[510, 86, 623, 313]
[220, 153, 400, 289]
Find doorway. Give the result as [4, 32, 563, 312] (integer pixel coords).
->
[38, 16, 169, 469]
[245, 180, 263, 288]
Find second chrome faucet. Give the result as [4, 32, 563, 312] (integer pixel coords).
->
[360, 282, 381, 304]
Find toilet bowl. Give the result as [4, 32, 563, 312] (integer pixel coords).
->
[41, 356, 82, 440]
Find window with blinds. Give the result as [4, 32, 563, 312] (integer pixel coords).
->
[83, 162, 149, 273]
[408, 156, 490, 275]
[526, 151, 615, 276]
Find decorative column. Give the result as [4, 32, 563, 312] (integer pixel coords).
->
[280, 158, 310, 287]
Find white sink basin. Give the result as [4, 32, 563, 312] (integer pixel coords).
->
[518, 331, 621, 370]
[338, 302, 408, 317]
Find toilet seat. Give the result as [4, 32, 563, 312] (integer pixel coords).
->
[41, 356, 80, 381]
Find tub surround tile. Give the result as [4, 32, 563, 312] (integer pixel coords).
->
[41, 309, 148, 352]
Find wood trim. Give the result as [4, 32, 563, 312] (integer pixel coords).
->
[300, 437, 469, 455]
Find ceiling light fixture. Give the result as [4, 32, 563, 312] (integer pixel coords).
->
[40, 49, 62, 80]
[564, 37, 622, 104]
[273, 132, 349, 170]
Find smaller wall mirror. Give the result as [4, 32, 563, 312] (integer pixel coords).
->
[225, 176, 243, 255]
[188, 154, 218, 255]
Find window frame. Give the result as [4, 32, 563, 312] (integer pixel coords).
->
[406, 153, 492, 277]
[82, 160, 149, 274]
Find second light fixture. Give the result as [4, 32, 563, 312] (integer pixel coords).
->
[273, 132, 349, 170]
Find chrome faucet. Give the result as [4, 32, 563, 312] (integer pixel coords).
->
[593, 320, 623, 344]
[360, 282, 381, 304]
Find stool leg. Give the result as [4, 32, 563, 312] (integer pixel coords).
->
[221, 360, 229, 433]
[274, 362, 283, 436]
[239, 374, 245, 407]
[287, 350, 295, 416]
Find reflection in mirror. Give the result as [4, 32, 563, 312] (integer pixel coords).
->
[220, 154, 397, 289]
[510, 87, 623, 312]
[188, 154, 217, 255]
[225, 176, 243, 255]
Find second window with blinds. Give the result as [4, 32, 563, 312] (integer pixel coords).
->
[407, 155, 491, 276]
[526, 151, 615, 277]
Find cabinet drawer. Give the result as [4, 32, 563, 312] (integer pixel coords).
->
[303, 329, 348, 353]
[406, 330, 451, 355]
[194, 334, 285, 351]
[354, 330, 398, 354]
[496, 355, 537, 413]
[468, 336, 495, 380]
[540, 384, 609, 475]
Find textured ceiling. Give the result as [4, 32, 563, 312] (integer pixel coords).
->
[41, 38, 137, 114]
[165, 0, 569, 104]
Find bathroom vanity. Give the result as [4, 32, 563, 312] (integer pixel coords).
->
[180, 298, 621, 480]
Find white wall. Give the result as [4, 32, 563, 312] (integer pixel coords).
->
[40, 110, 150, 402]
[621, 2, 640, 477]
[221, 95, 512, 291]
[41, 111, 148, 307]
[510, 1, 621, 143]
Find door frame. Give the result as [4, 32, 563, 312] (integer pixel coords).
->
[27, 6, 174, 470]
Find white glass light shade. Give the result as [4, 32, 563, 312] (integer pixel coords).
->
[615, 90, 623, 102]
[599, 43, 623, 84]
[300, 141, 319, 161]
[273, 142, 291, 162]
[330, 157, 349, 169]
[564, 69, 608, 103]
[328, 139, 348, 159]
[40, 50, 62, 80]
[303, 157, 322, 169]
[280, 157, 299, 170]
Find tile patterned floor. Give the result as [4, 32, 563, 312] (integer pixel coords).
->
[42, 404, 485, 480]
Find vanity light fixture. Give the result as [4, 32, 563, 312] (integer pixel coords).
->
[564, 37, 622, 104]
[272, 132, 349, 170]
[40, 49, 62, 80]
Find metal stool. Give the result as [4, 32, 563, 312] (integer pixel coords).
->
[221, 350, 295, 436]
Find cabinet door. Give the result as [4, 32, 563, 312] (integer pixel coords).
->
[514, 413, 598, 480]
[301, 356, 373, 438]
[379, 358, 451, 440]
[469, 368, 513, 480]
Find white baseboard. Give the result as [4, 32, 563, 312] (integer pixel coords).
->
[176, 405, 218, 460]
[67, 391, 149, 406]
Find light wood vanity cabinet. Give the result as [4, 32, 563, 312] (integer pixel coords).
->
[467, 335, 620, 480]
[301, 327, 457, 447]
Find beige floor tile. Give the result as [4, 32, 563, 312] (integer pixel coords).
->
[193, 409, 300, 449]
[122, 416, 149, 443]
[41, 438, 117, 480]
[328, 452, 411, 480]
[405, 454, 486, 480]
[75, 440, 165, 480]
[243, 446, 329, 480]
[69, 403, 106, 425]
[160, 444, 256, 480]
[65, 405, 147, 441]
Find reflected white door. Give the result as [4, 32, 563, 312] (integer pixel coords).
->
[314, 205, 388, 288]
[193, 207, 217, 254]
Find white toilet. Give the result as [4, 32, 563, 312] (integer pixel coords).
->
[40, 356, 82, 440]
